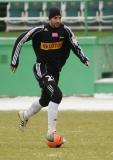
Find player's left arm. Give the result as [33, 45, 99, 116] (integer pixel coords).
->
[67, 29, 89, 67]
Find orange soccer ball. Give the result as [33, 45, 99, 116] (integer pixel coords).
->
[46, 133, 64, 148]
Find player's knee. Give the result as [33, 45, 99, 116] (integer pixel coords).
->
[52, 89, 62, 104]
[39, 97, 50, 107]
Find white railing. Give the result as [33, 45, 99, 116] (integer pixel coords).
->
[0, 15, 113, 22]
[0, 15, 113, 31]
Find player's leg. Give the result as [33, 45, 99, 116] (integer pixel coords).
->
[43, 77, 65, 144]
[33, 64, 62, 134]
[39, 89, 51, 107]
[40, 74, 62, 134]
[18, 89, 51, 130]
[18, 63, 48, 129]
[18, 99, 43, 129]
[21, 100, 42, 120]
[47, 83, 62, 134]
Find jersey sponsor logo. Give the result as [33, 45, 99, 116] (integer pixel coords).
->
[52, 33, 58, 37]
[40, 41, 63, 50]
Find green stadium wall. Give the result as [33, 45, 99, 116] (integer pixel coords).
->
[0, 36, 113, 96]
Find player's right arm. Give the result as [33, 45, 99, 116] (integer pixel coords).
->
[10, 27, 43, 72]
[11, 32, 28, 72]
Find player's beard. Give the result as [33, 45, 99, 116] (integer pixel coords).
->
[49, 21, 61, 28]
[54, 23, 60, 28]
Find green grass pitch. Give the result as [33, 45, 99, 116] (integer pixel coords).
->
[0, 111, 113, 160]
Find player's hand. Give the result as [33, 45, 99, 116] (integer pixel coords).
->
[85, 60, 90, 67]
[83, 56, 90, 67]
[11, 66, 17, 72]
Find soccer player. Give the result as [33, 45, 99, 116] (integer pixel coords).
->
[10, 7, 89, 141]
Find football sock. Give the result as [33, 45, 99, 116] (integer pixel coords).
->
[48, 101, 59, 134]
[24, 100, 42, 119]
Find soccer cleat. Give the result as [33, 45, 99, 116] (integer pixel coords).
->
[47, 132, 66, 142]
[47, 132, 55, 142]
[18, 111, 28, 131]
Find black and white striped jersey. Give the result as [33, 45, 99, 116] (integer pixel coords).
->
[11, 23, 88, 72]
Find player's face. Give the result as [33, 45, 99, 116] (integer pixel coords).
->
[49, 16, 61, 28]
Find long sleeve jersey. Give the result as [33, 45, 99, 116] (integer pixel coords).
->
[11, 23, 88, 72]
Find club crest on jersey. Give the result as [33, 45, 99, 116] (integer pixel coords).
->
[52, 33, 58, 37]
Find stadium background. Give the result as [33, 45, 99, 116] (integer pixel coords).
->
[0, 0, 113, 96]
